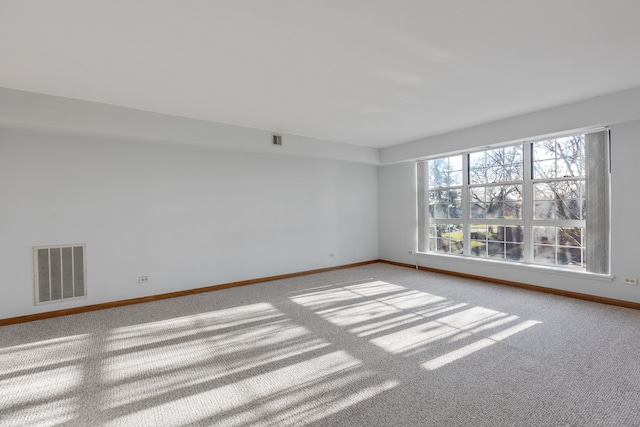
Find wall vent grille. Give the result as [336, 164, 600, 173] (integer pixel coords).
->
[34, 244, 86, 305]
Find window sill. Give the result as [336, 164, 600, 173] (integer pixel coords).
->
[416, 252, 615, 283]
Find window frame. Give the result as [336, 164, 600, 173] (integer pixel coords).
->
[417, 129, 610, 275]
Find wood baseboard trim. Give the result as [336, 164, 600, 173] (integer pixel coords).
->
[377, 259, 640, 311]
[0, 260, 379, 326]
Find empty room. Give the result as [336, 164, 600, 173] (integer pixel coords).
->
[2, 1, 640, 426]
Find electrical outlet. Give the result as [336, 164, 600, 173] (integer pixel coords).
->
[138, 276, 150, 283]
[408, 250, 414, 254]
[623, 277, 638, 285]
[329, 253, 335, 258]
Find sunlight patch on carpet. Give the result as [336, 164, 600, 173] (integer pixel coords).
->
[0, 335, 89, 427]
[291, 280, 541, 370]
[99, 302, 398, 426]
[422, 319, 541, 370]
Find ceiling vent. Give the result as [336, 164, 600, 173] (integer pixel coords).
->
[272, 134, 282, 146]
[34, 244, 86, 305]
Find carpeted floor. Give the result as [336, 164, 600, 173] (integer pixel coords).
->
[1, 263, 640, 426]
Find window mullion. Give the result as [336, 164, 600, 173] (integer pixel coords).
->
[462, 152, 470, 256]
[417, 161, 428, 253]
[522, 142, 533, 264]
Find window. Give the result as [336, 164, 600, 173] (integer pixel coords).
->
[417, 130, 610, 274]
[426, 156, 463, 254]
[531, 136, 586, 268]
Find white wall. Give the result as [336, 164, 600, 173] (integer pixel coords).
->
[381, 86, 640, 164]
[379, 87, 640, 304]
[0, 87, 380, 165]
[5, 85, 640, 319]
[0, 95, 379, 319]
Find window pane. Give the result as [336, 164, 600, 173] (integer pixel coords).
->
[506, 163, 523, 182]
[429, 156, 462, 187]
[504, 145, 524, 164]
[557, 247, 583, 266]
[534, 245, 556, 265]
[558, 227, 582, 247]
[429, 158, 449, 188]
[432, 204, 448, 218]
[533, 225, 558, 265]
[449, 201, 462, 219]
[470, 202, 485, 219]
[448, 155, 463, 171]
[449, 170, 463, 186]
[533, 142, 556, 160]
[534, 201, 555, 219]
[469, 225, 523, 261]
[504, 185, 523, 219]
[469, 146, 523, 184]
[534, 181, 586, 219]
[556, 158, 581, 178]
[490, 147, 523, 182]
[484, 185, 499, 202]
[533, 137, 585, 179]
[504, 185, 523, 201]
[489, 228, 504, 242]
[504, 202, 521, 219]
[434, 224, 464, 255]
[506, 243, 523, 261]
[471, 242, 487, 257]
[429, 189, 444, 204]
[429, 226, 437, 252]
[470, 168, 485, 184]
[556, 180, 581, 199]
[486, 225, 500, 241]
[470, 186, 487, 218]
[429, 189, 444, 218]
[484, 149, 501, 167]
[429, 189, 462, 219]
[474, 184, 523, 219]
[504, 226, 524, 242]
[532, 226, 585, 269]
[486, 201, 503, 219]
[558, 200, 582, 220]
[470, 187, 485, 202]
[470, 224, 486, 257]
[488, 241, 505, 258]
[556, 135, 585, 161]
[533, 226, 556, 245]
[470, 224, 487, 238]
[486, 166, 502, 183]
[534, 183, 555, 200]
[533, 159, 555, 179]
[469, 151, 484, 167]
[533, 180, 585, 220]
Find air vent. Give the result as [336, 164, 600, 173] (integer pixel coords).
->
[34, 244, 86, 305]
[272, 134, 282, 146]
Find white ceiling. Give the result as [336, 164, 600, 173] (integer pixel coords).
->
[2, 1, 640, 149]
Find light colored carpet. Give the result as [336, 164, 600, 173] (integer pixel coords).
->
[1, 263, 640, 426]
